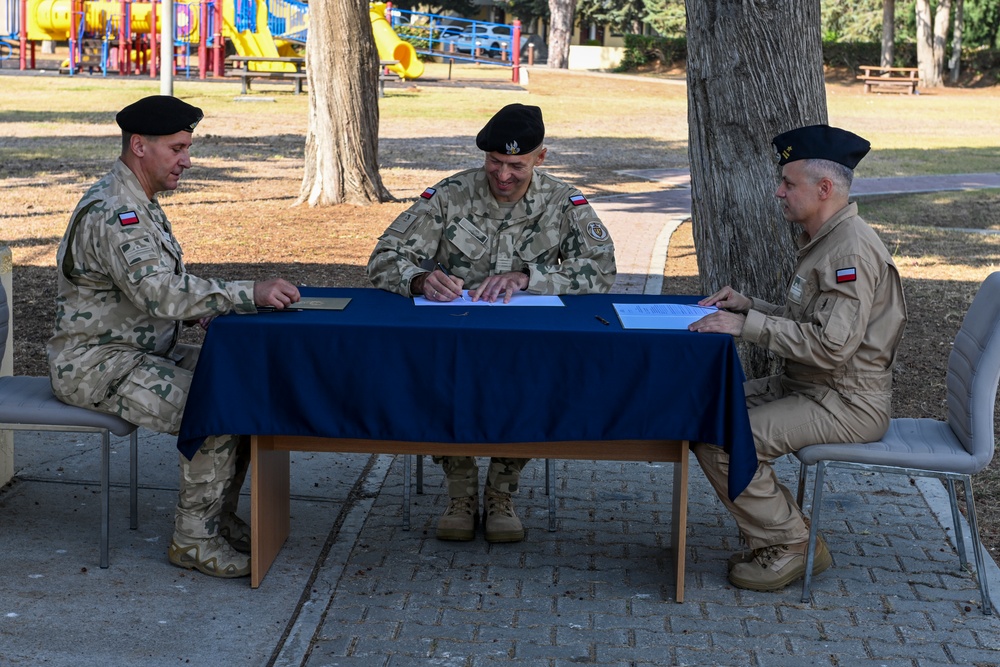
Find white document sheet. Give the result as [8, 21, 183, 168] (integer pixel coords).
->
[415, 291, 564, 307]
[613, 302, 718, 329]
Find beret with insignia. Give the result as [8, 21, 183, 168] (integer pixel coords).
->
[116, 95, 203, 135]
[476, 103, 544, 155]
[771, 124, 870, 169]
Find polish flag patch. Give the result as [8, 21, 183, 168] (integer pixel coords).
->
[118, 211, 139, 226]
[569, 194, 588, 206]
[836, 267, 857, 283]
[420, 187, 436, 199]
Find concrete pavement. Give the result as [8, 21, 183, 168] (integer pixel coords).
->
[3, 172, 1000, 666]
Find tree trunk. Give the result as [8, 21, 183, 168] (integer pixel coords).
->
[547, 0, 576, 69]
[916, 0, 935, 86]
[685, 0, 827, 379]
[916, 0, 951, 88]
[297, 0, 393, 206]
[881, 0, 895, 68]
[948, 0, 964, 83]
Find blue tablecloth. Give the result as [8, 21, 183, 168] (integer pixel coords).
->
[177, 288, 756, 500]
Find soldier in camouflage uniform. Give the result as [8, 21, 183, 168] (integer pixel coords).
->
[47, 96, 300, 578]
[367, 104, 616, 543]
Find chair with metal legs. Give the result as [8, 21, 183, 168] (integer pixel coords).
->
[795, 271, 1000, 615]
[0, 280, 138, 568]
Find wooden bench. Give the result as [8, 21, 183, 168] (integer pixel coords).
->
[856, 66, 920, 95]
[226, 56, 306, 95]
[379, 59, 400, 98]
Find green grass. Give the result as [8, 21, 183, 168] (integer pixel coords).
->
[1, 69, 998, 178]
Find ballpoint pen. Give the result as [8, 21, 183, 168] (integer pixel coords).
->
[435, 263, 466, 300]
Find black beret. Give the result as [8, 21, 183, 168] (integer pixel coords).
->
[772, 124, 870, 169]
[115, 95, 203, 135]
[476, 103, 544, 155]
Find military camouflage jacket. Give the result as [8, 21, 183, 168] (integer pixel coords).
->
[47, 159, 256, 406]
[367, 167, 617, 296]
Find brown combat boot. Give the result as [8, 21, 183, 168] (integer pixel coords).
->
[728, 536, 832, 592]
[483, 486, 524, 543]
[168, 534, 250, 578]
[436, 495, 478, 541]
[220, 512, 251, 554]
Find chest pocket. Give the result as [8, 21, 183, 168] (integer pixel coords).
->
[447, 218, 489, 261]
[516, 227, 561, 262]
[785, 274, 816, 321]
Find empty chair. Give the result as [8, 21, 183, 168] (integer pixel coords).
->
[0, 280, 138, 568]
[795, 271, 1000, 615]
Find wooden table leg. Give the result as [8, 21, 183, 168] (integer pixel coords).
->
[251, 435, 290, 588]
[670, 441, 690, 603]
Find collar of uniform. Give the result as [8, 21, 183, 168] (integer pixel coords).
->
[796, 201, 858, 255]
[113, 157, 156, 206]
[474, 166, 545, 218]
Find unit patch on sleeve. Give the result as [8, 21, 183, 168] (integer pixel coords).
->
[420, 187, 437, 199]
[118, 211, 140, 226]
[118, 234, 158, 267]
[569, 194, 588, 206]
[835, 267, 857, 283]
[587, 221, 609, 242]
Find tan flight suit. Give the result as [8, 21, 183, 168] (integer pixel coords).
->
[694, 203, 907, 549]
[368, 167, 617, 497]
[48, 158, 257, 539]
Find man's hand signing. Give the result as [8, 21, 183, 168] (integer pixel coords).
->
[254, 279, 300, 310]
[415, 268, 465, 302]
[469, 271, 529, 304]
[688, 285, 750, 336]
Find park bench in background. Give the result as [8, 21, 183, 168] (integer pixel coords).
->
[856, 65, 920, 94]
[226, 56, 307, 95]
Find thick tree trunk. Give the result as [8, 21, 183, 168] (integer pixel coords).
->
[547, 0, 576, 69]
[297, 0, 393, 206]
[881, 0, 895, 68]
[949, 0, 964, 83]
[916, 0, 951, 88]
[685, 0, 827, 379]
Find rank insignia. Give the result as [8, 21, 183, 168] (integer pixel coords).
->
[569, 194, 588, 206]
[119, 211, 139, 226]
[836, 267, 857, 283]
[420, 187, 436, 199]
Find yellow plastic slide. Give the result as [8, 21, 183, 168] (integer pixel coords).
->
[369, 2, 423, 80]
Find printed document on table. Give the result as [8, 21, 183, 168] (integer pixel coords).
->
[613, 302, 717, 329]
[415, 291, 564, 307]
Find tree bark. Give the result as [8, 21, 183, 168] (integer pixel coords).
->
[685, 0, 827, 379]
[881, 0, 895, 68]
[297, 0, 393, 206]
[547, 0, 576, 68]
[916, 0, 951, 88]
[949, 0, 964, 83]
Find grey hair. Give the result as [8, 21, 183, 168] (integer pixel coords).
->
[800, 158, 854, 194]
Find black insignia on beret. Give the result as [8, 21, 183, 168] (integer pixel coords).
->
[476, 103, 545, 155]
[771, 124, 870, 169]
[116, 95, 204, 136]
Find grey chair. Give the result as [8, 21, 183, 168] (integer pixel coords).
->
[0, 280, 138, 569]
[795, 271, 1000, 615]
[403, 455, 556, 531]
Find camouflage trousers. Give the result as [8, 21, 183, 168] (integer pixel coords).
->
[93, 343, 250, 539]
[432, 456, 528, 498]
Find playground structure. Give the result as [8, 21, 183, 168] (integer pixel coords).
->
[5, 0, 426, 79]
[3, 1, 527, 82]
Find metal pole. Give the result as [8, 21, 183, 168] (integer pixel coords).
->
[160, 0, 173, 94]
[18, 0, 27, 70]
[150, 0, 157, 78]
[511, 20, 520, 83]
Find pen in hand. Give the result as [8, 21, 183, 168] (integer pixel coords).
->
[435, 262, 466, 301]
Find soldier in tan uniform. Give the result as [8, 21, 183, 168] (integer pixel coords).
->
[48, 96, 300, 578]
[368, 103, 616, 543]
[689, 125, 907, 592]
